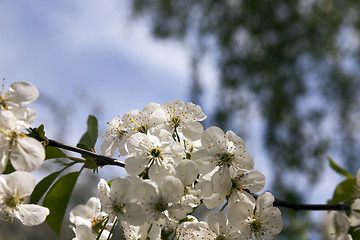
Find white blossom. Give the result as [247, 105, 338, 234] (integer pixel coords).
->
[0, 111, 45, 173]
[324, 211, 353, 240]
[101, 116, 127, 157]
[122, 102, 165, 136]
[69, 197, 111, 240]
[0, 171, 49, 226]
[161, 99, 206, 141]
[228, 192, 282, 239]
[132, 176, 193, 227]
[97, 177, 146, 226]
[192, 126, 254, 175]
[125, 130, 183, 184]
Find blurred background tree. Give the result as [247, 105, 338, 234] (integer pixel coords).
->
[129, 0, 360, 238]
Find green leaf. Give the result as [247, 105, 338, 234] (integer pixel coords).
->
[30, 170, 63, 204]
[45, 146, 67, 160]
[2, 161, 15, 174]
[328, 156, 355, 180]
[43, 171, 81, 235]
[328, 178, 357, 204]
[76, 143, 93, 152]
[350, 226, 360, 239]
[78, 115, 98, 149]
[27, 124, 46, 141]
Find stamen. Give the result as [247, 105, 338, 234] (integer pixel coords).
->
[1, 78, 4, 95]
[130, 118, 142, 128]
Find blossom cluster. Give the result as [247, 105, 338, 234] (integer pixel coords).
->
[70, 100, 283, 239]
[2, 80, 359, 239]
[0, 81, 48, 226]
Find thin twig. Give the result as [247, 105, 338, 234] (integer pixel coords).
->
[47, 138, 351, 212]
[252, 193, 351, 211]
[47, 139, 125, 167]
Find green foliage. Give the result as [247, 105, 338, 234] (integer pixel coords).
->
[328, 156, 355, 180]
[27, 124, 46, 142]
[45, 146, 66, 160]
[349, 226, 360, 239]
[30, 170, 63, 204]
[77, 115, 98, 150]
[43, 171, 81, 235]
[328, 178, 357, 204]
[76, 115, 99, 170]
[2, 161, 15, 174]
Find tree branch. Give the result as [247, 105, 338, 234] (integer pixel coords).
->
[47, 138, 351, 212]
[273, 197, 350, 211]
[47, 139, 125, 167]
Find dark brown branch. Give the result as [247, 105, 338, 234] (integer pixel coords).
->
[47, 138, 350, 212]
[252, 193, 350, 211]
[273, 197, 350, 211]
[47, 139, 125, 167]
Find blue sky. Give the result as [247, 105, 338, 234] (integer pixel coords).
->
[0, 0, 344, 214]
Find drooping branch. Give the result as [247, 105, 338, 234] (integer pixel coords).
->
[47, 138, 351, 212]
[47, 139, 125, 167]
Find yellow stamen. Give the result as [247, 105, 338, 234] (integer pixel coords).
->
[130, 118, 142, 128]
[169, 106, 175, 116]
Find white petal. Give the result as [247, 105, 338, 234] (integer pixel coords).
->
[11, 136, 45, 172]
[111, 177, 133, 203]
[133, 181, 159, 204]
[123, 202, 147, 226]
[70, 197, 101, 226]
[201, 126, 226, 151]
[179, 121, 204, 141]
[0, 110, 17, 130]
[15, 204, 49, 226]
[0, 140, 10, 173]
[10, 106, 37, 128]
[208, 212, 227, 236]
[228, 201, 253, 230]
[73, 225, 96, 240]
[167, 204, 193, 220]
[241, 170, 266, 193]
[226, 130, 246, 149]
[161, 176, 184, 203]
[6, 81, 39, 105]
[260, 207, 282, 235]
[183, 102, 206, 121]
[125, 157, 148, 176]
[255, 192, 275, 211]
[191, 149, 218, 174]
[212, 167, 232, 195]
[5, 171, 35, 197]
[100, 138, 118, 157]
[148, 163, 175, 186]
[175, 160, 198, 186]
[97, 179, 110, 198]
[203, 193, 225, 209]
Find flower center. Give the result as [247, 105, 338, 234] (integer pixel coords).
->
[113, 202, 125, 214]
[92, 216, 105, 234]
[5, 196, 18, 208]
[171, 116, 181, 128]
[216, 152, 233, 166]
[4, 195, 25, 209]
[216, 235, 227, 240]
[0, 98, 6, 109]
[130, 118, 147, 134]
[150, 147, 161, 158]
[249, 217, 263, 234]
[155, 202, 168, 213]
